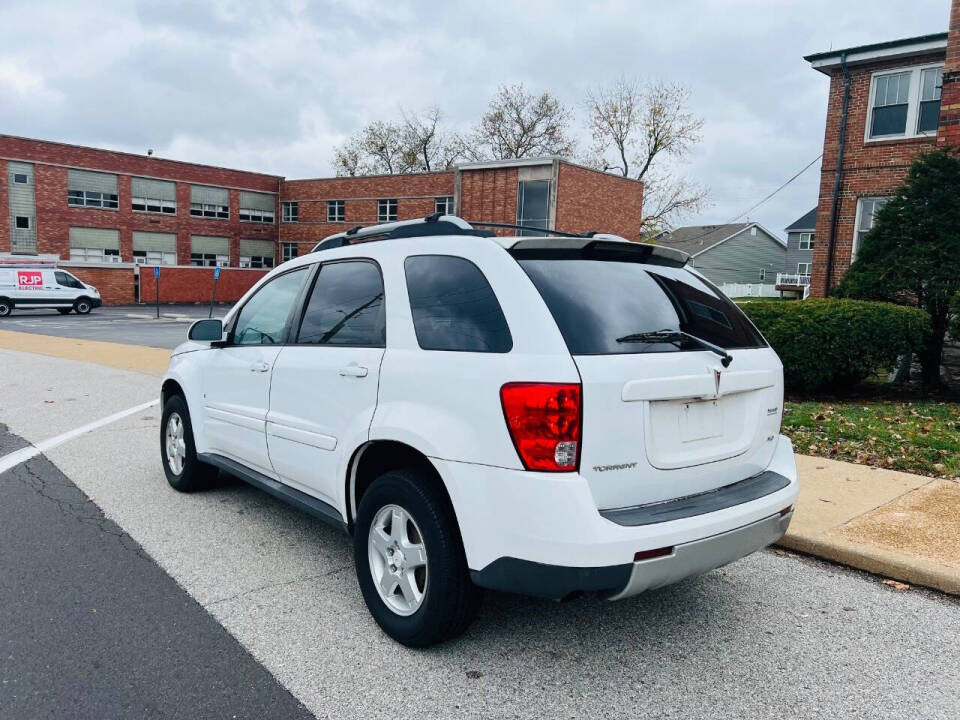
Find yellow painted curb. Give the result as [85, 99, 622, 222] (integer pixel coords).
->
[0, 330, 170, 377]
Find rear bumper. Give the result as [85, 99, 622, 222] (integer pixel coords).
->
[436, 434, 799, 600]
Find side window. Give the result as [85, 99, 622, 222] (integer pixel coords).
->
[232, 268, 308, 346]
[404, 255, 512, 353]
[297, 261, 385, 346]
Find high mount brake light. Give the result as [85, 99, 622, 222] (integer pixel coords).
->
[500, 382, 581, 472]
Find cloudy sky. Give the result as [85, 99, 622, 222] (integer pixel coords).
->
[0, 0, 950, 237]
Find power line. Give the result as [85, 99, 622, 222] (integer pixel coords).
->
[668, 154, 823, 247]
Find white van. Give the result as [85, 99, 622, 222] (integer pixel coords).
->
[0, 264, 102, 316]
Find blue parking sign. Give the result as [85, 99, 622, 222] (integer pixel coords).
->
[214, 266, 221, 280]
[154, 265, 160, 278]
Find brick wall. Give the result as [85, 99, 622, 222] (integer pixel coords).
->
[62, 264, 137, 305]
[0, 135, 281, 263]
[138, 266, 268, 304]
[457, 166, 520, 232]
[0, 159, 7, 252]
[938, 1, 960, 147]
[555, 163, 644, 240]
[279, 172, 454, 251]
[810, 52, 944, 296]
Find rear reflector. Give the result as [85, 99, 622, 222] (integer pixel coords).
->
[779, 505, 793, 517]
[500, 382, 581, 472]
[634, 546, 674, 562]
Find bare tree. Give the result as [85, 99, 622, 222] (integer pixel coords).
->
[333, 108, 458, 176]
[585, 79, 708, 233]
[461, 84, 576, 161]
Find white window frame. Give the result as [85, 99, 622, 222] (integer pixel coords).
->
[327, 200, 345, 222]
[378, 198, 398, 222]
[190, 253, 229, 267]
[435, 196, 454, 215]
[798, 232, 814, 250]
[281, 201, 298, 223]
[132, 196, 176, 215]
[69, 247, 121, 263]
[239, 207, 275, 223]
[759, 268, 766, 281]
[239, 255, 275, 269]
[68, 189, 119, 210]
[852, 196, 892, 261]
[133, 250, 177, 265]
[797, 262, 811, 276]
[189, 202, 229, 219]
[281, 242, 298, 262]
[865, 62, 943, 142]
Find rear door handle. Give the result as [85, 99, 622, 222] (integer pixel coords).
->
[249, 361, 271, 373]
[338, 365, 368, 378]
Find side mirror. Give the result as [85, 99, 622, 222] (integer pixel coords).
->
[188, 318, 225, 343]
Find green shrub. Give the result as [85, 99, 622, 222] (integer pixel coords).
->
[740, 298, 930, 395]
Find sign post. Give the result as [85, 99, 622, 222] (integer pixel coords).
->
[209, 265, 221, 318]
[154, 265, 160, 319]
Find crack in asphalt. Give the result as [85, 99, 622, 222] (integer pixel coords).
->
[204, 563, 353, 608]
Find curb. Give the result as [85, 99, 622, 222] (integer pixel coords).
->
[778, 531, 960, 596]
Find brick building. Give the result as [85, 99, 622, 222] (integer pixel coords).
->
[1, 135, 642, 305]
[804, 0, 959, 297]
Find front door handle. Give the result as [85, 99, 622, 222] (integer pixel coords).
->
[338, 364, 368, 378]
[249, 361, 271, 373]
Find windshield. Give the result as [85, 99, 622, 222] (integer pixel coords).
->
[516, 259, 766, 355]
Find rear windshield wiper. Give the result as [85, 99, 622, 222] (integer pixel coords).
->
[616, 329, 733, 367]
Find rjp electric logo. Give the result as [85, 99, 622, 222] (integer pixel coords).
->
[17, 271, 43, 289]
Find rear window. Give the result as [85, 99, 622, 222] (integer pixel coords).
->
[516, 259, 765, 355]
[404, 255, 512, 353]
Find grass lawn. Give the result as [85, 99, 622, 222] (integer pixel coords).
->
[782, 399, 960, 480]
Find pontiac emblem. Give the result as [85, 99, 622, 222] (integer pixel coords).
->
[714, 368, 722, 396]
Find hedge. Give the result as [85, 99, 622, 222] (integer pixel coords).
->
[740, 298, 930, 395]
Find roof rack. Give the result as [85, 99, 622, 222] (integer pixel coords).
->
[309, 212, 637, 253]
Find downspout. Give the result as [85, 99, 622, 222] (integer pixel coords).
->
[824, 51, 850, 295]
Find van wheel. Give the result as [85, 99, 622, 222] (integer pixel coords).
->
[74, 298, 92, 314]
[57, 308, 71, 315]
[354, 468, 481, 647]
[161, 394, 218, 492]
[0, 299, 11, 317]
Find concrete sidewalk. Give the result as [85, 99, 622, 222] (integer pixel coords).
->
[781, 456, 960, 595]
[1, 328, 957, 596]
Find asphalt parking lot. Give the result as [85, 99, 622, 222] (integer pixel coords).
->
[0, 346, 958, 719]
[0, 304, 231, 349]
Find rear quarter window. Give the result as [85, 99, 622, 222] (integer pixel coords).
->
[404, 255, 512, 353]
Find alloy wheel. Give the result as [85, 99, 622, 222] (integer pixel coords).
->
[367, 504, 429, 616]
[165, 412, 186, 475]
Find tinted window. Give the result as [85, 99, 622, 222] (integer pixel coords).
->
[404, 255, 512, 352]
[54, 271, 83, 289]
[232, 268, 308, 345]
[517, 259, 765, 355]
[297, 261, 385, 346]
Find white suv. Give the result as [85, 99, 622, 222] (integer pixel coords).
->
[160, 214, 798, 647]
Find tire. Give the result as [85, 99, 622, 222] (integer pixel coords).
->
[0, 299, 11, 317]
[161, 394, 218, 492]
[74, 298, 92, 314]
[354, 468, 482, 647]
[57, 308, 71, 315]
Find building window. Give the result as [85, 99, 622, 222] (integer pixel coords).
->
[282, 201, 299, 223]
[435, 196, 454, 215]
[68, 190, 119, 209]
[759, 268, 766, 281]
[798, 232, 814, 250]
[282, 242, 298, 263]
[517, 180, 551, 236]
[132, 196, 176, 214]
[239, 207, 275, 223]
[13, 173, 28, 184]
[191, 253, 228, 267]
[190, 203, 229, 219]
[69, 247, 121, 263]
[133, 250, 177, 265]
[378, 199, 398, 222]
[14, 216, 30, 229]
[853, 197, 890, 260]
[327, 200, 345, 222]
[239, 255, 275, 269]
[797, 263, 811, 276]
[868, 64, 943, 140]
[918, 67, 943, 133]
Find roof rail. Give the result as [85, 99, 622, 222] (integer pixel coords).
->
[311, 214, 489, 252]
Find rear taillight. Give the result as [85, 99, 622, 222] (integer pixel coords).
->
[500, 382, 581, 472]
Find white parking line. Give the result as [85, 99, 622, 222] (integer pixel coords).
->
[0, 399, 159, 475]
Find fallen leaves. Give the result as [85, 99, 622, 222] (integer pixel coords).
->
[882, 579, 911, 591]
